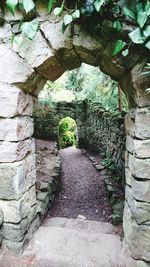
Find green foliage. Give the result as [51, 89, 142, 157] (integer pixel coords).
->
[21, 19, 39, 40]
[58, 117, 77, 148]
[112, 40, 126, 56]
[65, 63, 128, 112]
[4, 0, 150, 55]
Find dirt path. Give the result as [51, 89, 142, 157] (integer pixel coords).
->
[48, 146, 112, 222]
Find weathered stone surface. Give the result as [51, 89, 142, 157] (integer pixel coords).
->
[0, 154, 36, 200]
[0, 138, 34, 163]
[2, 205, 37, 242]
[126, 135, 150, 159]
[124, 203, 150, 261]
[128, 154, 150, 179]
[125, 168, 132, 186]
[73, 25, 104, 66]
[40, 21, 80, 71]
[2, 234, 29, 255]
[0, 117, 33, 141]
[0, 23, 11, 39]
[0, 186, 36, 223]
[0, 83, 33, 118]
[125, 108, 150, 139]
[126, 186, 150, 224]
[0, 44, 34, 85]
[132, 178, 150, 203]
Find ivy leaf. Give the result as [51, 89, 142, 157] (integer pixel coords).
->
[94, 0, 105, 12]
[22, 0, 35, 13]
[54, 7, 63, 16]
[14, 35, 23, 46]
[6, 0, 18, 15]
[113, 21, 123, 32]
[48, 0, 55, 14]
[122, 49, 129, 57]
[129, 28, 145, 44]
[61, 22, 68, 33]
[21, 19, 39, 40]
[123, 6, 136, 20]
[112, 40, 126, 56]
[72, 9, 80, 19]
[136, 3, 149, 28]
[145, 40, 150, 49]
[63, 14, 73, 26]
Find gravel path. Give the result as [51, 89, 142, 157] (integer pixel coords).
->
[48, 146, 112, 222]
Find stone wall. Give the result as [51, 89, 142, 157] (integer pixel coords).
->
[85, 103, 125, 179]
[124, 107, 150, 262]
[33, 101, 125, 178]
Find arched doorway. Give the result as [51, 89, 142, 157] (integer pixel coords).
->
[58, 117, 78, 149]
[0, 6, 150, 264]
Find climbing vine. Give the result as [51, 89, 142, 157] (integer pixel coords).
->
[1, 0, 150, 56]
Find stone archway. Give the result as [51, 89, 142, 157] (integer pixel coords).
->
[0, 6, 150, 264]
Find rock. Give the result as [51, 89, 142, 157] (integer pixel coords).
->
[0, 186, 36, 223]
[0, 83, 33, 118]
[40, 181, 49, 192]
[128, 154, 150, 179]
[95, 164, 105, 171]
[125, 108, 150, 139]
[0, 153, 36, 200]
[132, 178, 150, 203]
[0, 117, 34, 141]
[0, 44, 34, 85]
[124, 202, 150, 262]
[0, 138, 35, 163]
[36, 192, 49, 203]
[126, 135, 150, 159]
[77, 214, 86, 220]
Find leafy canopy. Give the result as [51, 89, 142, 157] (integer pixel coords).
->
[2, 0, 150, 55]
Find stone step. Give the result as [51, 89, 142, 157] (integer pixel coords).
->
[42, 216, 116, 235]
[27, 223, 136, 267]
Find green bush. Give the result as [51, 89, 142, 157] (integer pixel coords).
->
[58, 117, 77, 148]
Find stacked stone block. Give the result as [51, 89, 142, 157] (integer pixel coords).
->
[0, 83, 38, 253]
[85, 103, 125, 179]
[124, 107, 150, 262]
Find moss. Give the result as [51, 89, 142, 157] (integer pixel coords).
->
[58, 117, 77, 148]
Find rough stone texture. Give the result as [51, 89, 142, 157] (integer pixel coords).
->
[0, 84, 33, 118]
[124, 107, 150, 263]
[85, 103, 125, 179]
[124, 203, 150, 262]
[125, 108, 150, 139]
[0, 186, 36, 223]
[126, 135, 150, 159]
[25, 219, 136, 267]
[128, 154, 150, 179]
[0, 138, 35, 163]
[0, 152, 36, 200]
[0, 117, 33, 141]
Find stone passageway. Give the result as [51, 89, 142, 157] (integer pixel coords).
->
[0, 141, 136, 266]
[48, 146, 111, 222]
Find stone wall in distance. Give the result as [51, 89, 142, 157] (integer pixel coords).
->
[33, 101, 126, 179]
